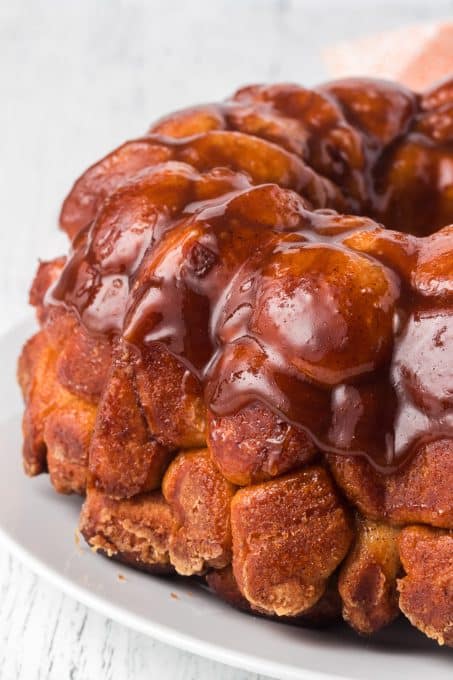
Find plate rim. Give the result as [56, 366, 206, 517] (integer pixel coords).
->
[0, 500, 342, 680]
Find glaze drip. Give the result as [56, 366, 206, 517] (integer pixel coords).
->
[48, 77, 453, 471]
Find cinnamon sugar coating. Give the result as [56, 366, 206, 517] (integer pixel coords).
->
[18, 77, 453, 644]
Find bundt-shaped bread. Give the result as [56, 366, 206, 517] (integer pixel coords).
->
[18, 77, 453, 646]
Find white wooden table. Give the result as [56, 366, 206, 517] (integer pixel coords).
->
[1, 1, 450, 678]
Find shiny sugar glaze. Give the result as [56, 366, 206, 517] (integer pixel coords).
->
[48, 77, 453, 472]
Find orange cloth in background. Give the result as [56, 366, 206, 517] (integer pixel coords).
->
[323, 21, 453, 90]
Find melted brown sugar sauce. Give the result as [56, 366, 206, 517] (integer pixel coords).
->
[48, 77, 453, 472]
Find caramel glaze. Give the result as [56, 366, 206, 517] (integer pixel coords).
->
[48, 77, 453, 472]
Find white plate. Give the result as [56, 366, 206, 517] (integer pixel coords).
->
[1, 319, 452, 680]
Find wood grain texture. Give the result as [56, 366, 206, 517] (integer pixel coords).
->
[0, 550, 269, 680]
[1, 1, 452, 678]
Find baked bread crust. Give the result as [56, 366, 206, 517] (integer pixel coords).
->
[19, 77, 453, 645]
